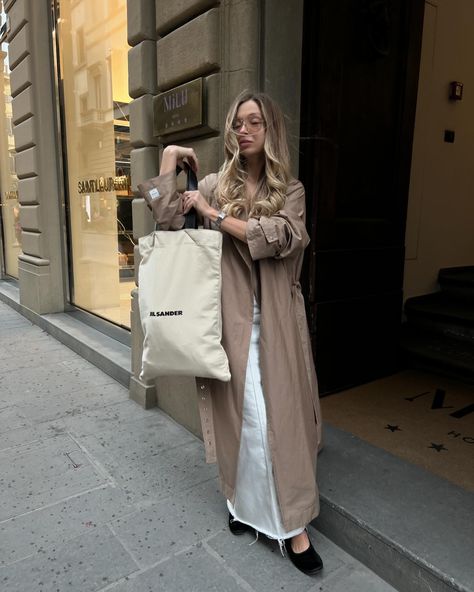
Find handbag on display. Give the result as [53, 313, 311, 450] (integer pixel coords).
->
[137, 164, 231, 383]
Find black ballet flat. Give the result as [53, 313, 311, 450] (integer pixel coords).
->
[285, 532, 323, 576]
[228, 512, 252, 535]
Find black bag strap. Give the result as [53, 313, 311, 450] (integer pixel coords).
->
[177, 162, 198, 229]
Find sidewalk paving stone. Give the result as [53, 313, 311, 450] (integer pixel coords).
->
[109, 545, 249, 592]
[110, 479, 226, 568]
[5, 383, 128, 422]
[0, 526, 138, 592]
[78, 436, 218, 504]
[0, 300, 398, 591]
[0, 485, 135, 566]
[0, 433, 108, 521]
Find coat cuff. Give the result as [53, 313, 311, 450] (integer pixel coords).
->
[246, 216, 280, 260]
[138, 169, 185, 230]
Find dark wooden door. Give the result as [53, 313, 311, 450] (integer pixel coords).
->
[299, 0, 425, 395]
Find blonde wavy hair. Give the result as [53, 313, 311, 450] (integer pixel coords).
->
[215, 91, 291, 218]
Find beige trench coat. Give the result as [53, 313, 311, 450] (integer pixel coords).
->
[150, 170, 323, 532]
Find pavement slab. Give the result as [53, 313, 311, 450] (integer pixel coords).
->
[0, 485, 135, 566]
[108, 545, 249, 592]
[0, 433, 108, 521]
[110, 479, 226, 568]
[0, 526, 139, 592]
[0, 299, 399, 591]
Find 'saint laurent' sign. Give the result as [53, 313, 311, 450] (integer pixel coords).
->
[77, 175, 130, 194]
[154, 78, 203, 137]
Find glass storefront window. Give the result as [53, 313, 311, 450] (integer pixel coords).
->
[0, 6, 20, 279]
[56, 0, 134, 328]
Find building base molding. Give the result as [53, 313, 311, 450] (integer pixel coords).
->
[129, 375, 157, 409]
[18, 258, 61, 314]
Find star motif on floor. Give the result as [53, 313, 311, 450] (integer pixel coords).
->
[385, 424, 401, 432]
[428, 443, 448, 452]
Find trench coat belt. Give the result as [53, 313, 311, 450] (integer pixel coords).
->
[195, 378, 217, 463]
[292, 280, 302, 296]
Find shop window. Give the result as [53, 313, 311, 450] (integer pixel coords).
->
[56, 0, 133, 328]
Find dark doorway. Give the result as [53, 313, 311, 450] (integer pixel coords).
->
[299, 0, 425, 395]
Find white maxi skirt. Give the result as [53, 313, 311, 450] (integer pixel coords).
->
[227, 299, 304, 541]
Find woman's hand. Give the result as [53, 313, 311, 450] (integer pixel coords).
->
[160, 145, 199, 175]
[182, 190, 212, 218]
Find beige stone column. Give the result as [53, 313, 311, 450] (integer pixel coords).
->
[128, 0, 263, 431]
[128, 0, 305, 435]
[262, 0, 305, 176]
[127, 0, 160, 409]
[5, 0, 66, 313]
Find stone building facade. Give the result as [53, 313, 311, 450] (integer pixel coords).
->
[4, 1, 471, 435]
[128, 0, 304, 434]
[0, 0, 304, 437]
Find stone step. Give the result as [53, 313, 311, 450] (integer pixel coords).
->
[438, 266, 474, 301]
[314, 424, 474, 592]
[405, 292, 474, 332]
[399, 324, 474, 383]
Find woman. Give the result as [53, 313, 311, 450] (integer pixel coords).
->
[148, 91, 323, 575]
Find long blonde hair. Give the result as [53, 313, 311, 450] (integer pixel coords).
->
[215, 91, 291, 218]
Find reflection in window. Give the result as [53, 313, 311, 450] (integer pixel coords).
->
[76, 27, 85, 64]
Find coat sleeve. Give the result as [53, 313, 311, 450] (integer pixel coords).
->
[138, 170, 217, 231]
[246, 180, 310, 260]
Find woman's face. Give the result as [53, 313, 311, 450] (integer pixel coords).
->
[233, 100, 265, 160]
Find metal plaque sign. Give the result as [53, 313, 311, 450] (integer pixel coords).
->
[154, 78, 203, 137]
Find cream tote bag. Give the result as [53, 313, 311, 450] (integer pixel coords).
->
[138, 165, 231, 382]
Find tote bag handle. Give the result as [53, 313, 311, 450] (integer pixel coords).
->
[177, 162, 198, 230]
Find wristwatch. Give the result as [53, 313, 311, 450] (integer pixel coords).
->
[214, 210, 228, 229]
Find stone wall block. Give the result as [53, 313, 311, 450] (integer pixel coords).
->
[132, 198, 155, 240]
[157, 8, 220, 91]
[19, 204, 41, 232]
[226, 0, 259, 72]
[127, 0, 156, 46]
[11, 86, 34, 125]
[155, 375, 202, 438]
[160, 136, 220, 178]
[9, 55, 32, 97]
[130, 147, 160, 192]
[20, 230, 44, 258]
[13, 116, 35, 152]
[225, 70, 259, 106]
[8, 22, 29, 70]
[130, 94, 160, 147]
[15, 146, 38, 178]
[204, 73, 220, 131]
[8, 0, 30, 40]
[18, 176, 39, 205]
[155, 0, 216, 35]
[128, 40, 158, 98]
